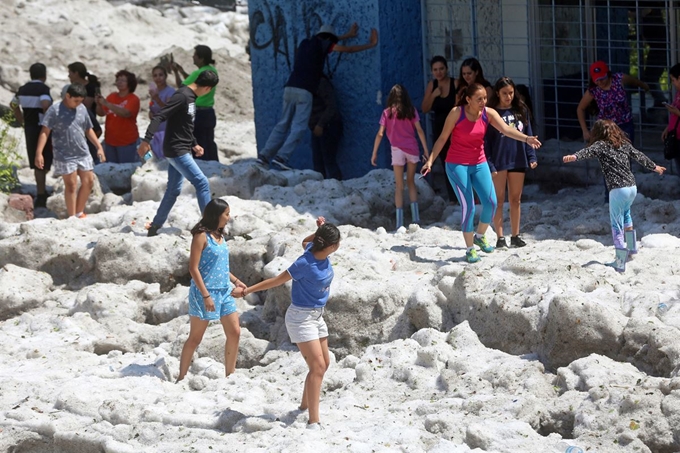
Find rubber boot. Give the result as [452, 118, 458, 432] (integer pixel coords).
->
[395, 208, 404, 230]
[625, 230, 637, 255]
[605, 247, 628, 273]
[410, 202, 420, 224]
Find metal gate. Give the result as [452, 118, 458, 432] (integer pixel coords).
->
[422, 0, 680, 166]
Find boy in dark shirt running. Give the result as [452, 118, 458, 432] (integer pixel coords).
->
[137, 70, 219, 237]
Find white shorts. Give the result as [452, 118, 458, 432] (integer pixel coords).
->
[390, 147, 420, 166]
[285, 305, 328, 344]
[53, 155, 94, 177]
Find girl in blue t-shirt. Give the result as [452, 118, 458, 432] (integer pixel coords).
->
[176, 199, 248, 382]
[241, 217, 340, 429]
[371, 84, 429, 229]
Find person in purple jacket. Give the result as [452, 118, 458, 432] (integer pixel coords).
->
[485, 77, 537, 249]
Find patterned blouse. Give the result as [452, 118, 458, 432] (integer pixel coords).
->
[573, 140, 657, 189]
[589, 73, 632, 125]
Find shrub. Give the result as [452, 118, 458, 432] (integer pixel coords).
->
[0, 111, 21, 194]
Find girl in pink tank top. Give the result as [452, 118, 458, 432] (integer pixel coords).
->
[421, 83, 542, 263]
[446, 107, 489, 165]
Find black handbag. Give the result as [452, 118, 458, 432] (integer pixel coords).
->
[664, 117, 680, 160]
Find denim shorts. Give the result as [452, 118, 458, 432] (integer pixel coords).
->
[188, 286, 237, 321]
[285, 305, 328, 344]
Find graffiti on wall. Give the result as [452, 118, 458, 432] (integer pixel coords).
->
[250, 0, 333, 70]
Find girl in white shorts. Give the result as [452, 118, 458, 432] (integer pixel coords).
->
[242, 217, 340, 429]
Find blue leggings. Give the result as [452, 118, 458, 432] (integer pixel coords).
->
[609, 185, 636, 248]
[446, 162, 497, 232]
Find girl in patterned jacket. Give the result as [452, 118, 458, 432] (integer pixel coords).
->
[563, 120, 665, 273]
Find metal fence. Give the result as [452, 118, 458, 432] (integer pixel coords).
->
[421, 0, 679, 178]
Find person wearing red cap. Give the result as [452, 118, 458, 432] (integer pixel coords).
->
[576, 61, 650, 203]
[577, 61, 650, 144]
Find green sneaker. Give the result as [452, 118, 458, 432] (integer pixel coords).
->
[466, 249, 481, 263]
[473, 235, 494, 253]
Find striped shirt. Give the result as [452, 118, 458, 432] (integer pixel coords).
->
[12, 80, 52, 127]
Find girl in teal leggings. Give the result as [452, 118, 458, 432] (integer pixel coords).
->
[422, 83, 542, 263]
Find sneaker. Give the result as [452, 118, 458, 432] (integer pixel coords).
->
[496, 237, 508, 248]
[271, 156, 292, 171]
[465, 249, 481, 263]
[306, 422, 323, 430]
[254, 156, 269, 167]
[473, 235, 494, 253]
[147, 224, 160, 237]
[510, 235, 527, 248]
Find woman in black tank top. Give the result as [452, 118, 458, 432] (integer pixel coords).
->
[422, 56, 457, 202]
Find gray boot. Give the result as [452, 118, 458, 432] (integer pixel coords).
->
[606, 247, 628, 273]
[410, 202, 420, 224]
[395, 208, 404, 230]
[625, 230, 637, 255]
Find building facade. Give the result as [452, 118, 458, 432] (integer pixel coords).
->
[249, 0, 677, 178]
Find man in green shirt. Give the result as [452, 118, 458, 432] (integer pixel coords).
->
[171, 45, 219, 161]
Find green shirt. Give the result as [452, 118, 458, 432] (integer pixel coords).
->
[183, 65, 217, 108]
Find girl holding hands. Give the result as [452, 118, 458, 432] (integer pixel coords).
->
[177, 199, 246, 382]
[241, 217, 340, 429]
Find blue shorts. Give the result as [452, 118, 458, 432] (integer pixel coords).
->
[188, 286, 237, 321]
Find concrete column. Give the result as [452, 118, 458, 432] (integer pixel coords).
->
[248, 0, 423, 179]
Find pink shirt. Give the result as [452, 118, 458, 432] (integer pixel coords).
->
[379, 107, 420, 155]
[446, 107, 489, 165]
[670, 91, 680, 134]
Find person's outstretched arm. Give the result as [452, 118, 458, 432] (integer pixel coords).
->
[334, 29, 378, 53]
[625, 143, 664, 173]
[337, 23, 358, 41]
[242, 270, 292, 297]
[487, 108, 541, 149]
[563, 141, 604, 163]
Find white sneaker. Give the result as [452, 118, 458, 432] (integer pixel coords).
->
[306, 422, 323, 430]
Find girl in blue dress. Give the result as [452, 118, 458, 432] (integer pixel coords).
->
[177, 198, 247, 382]
[241, 217, 340, 429]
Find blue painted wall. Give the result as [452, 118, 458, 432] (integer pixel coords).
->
[248, 0, 424, 179]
